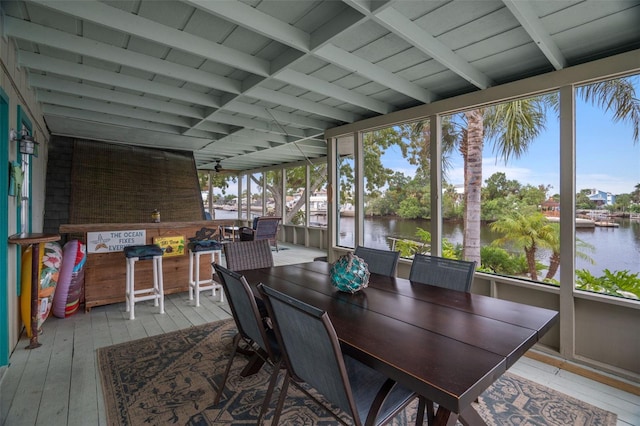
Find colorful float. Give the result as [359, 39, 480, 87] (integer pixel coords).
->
[20, 242, 63, 337]
[53, 240, 87, 318]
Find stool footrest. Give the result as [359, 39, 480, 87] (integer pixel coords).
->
[191, 280, 218, 290]
[132, 288, 161, 296]
[131, 293, 162, 302]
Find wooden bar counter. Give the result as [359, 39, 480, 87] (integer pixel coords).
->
[59, 220, 234, 310]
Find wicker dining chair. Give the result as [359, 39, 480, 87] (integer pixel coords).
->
[212, 264, 281, 423]
[257, 283, 419, 426]
[408, 254, 477, 292]
[354, 246, 400, 277]
[223, 239, 274, 272]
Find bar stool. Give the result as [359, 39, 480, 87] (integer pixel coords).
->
[124, 244, 165, 320]
[188, 241, 223, 307]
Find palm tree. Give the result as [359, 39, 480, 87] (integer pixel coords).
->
[490, 211, 556, 281]
[543, 223, 595, 281]
[460, 77, 639, 265]
[461, 98, 549, 264]
[408, 102, 546, 264]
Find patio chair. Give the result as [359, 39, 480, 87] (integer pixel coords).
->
[239, 216, 281, 251]
[223, 239, 274, 272]
[408, 254, 477, 423]
[212, 264, 281, 423]
[257, 283, 420, 426]
[409, 254, 477, 292]
[354, 246, 400, 277]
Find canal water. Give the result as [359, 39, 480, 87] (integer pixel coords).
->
[355, 216, 640, 277]
[213, 209, 639, 277]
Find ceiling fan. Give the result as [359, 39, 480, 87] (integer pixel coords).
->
[213, 159, 238, 174]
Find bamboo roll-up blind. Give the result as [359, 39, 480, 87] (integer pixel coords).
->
[70, 140, 204, 224]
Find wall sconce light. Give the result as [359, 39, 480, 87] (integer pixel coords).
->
[10, 126, 38, 155]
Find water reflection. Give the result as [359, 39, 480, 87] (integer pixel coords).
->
[356, 217, 639, 277]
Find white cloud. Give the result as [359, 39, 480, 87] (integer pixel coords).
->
[447, 158, 558, 192]
[577, 173, 637, 195]
[439, 161, 637, 194]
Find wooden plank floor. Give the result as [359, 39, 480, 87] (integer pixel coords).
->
[1, 243, 638, 426]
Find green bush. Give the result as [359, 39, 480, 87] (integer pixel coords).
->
[576, 269, 640, 299]
[396, 239, 427, 258]
[479, 246, 531, 275]
[395, 227, 461, 260]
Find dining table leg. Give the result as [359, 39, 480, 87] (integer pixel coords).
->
[415, 397, 436, 426]
[432, 407, 458, 426]
[239, 349, 267, 376]
[432, 403, 486, 426]
[458, 404, 486, 425]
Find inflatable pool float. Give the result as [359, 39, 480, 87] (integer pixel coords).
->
[53, 240, 87, 318]
[20, 242, 63, 336]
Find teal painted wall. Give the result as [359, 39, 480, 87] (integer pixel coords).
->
[1, 88, 10, 366]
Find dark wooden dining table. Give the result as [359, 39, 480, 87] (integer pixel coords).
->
[241, 261, 559, 426]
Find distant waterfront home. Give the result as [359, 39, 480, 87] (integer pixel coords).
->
[541, 198, 560, 216]
[588, 189, 616, 207]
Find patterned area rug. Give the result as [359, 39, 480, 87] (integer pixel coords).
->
[98, 320, 617, 426]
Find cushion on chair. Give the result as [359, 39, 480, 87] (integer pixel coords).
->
[239, 226, 254, 236]
[189, 227, 218, 242]
[187, 240, 223, 252]
[124, 244, 163, 260]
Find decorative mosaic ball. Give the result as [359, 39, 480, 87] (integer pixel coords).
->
[330, 252, 370, 293]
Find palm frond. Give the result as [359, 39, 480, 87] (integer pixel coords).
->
[579, 77, 640, 143]
[484, 98, 548, 162]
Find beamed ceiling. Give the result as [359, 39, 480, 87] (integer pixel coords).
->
[2, 0, 639, 172]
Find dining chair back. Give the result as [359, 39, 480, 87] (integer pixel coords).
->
[212, 264, 280, 422]
[223, 239, 274, 272]
[239, 216, 281, 251]
[409, 254, 477, 292]
[354, 246, 400, 277]
[258, 283, 418, 426]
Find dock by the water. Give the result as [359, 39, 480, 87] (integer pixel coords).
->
[546, 217, 620, 228]
[546, 216, 596, 228]
[594, 221, 620, 228]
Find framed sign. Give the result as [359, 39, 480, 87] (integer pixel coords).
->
[87, 230, 146, 253]
[153, 235, 185, 257]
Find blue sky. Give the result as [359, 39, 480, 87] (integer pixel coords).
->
[383, 77, 640, 197]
